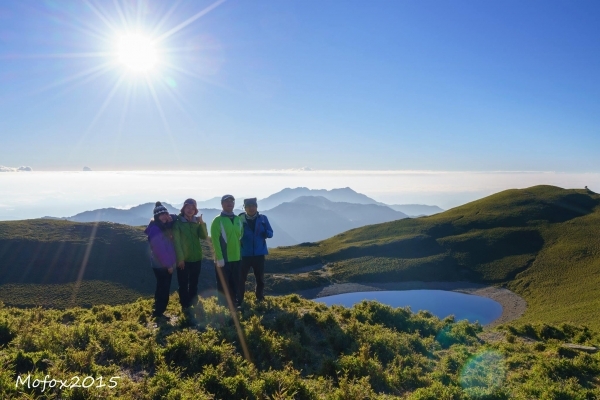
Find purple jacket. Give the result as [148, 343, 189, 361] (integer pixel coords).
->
[145, 219, 177, 269]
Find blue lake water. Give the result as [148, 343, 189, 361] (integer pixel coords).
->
[317, 290, 503, 325]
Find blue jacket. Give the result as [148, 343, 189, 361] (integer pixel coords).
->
[239, 212, 273, 256]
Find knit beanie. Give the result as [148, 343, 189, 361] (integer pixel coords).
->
[153, 202, 169, 220]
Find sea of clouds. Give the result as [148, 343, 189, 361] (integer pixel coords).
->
[0, 170, 598, 221]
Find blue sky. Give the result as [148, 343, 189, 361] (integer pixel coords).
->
[1, 0, 599, 171]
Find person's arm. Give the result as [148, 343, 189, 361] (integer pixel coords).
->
[210, 218, 225, 266]
[195, 214, 208, 240]
[172, 219, 185, 268]
[263, 215, 273, 239]
[148, 226, 171, 268]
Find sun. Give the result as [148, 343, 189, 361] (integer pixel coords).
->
[115, 33, 158, 73]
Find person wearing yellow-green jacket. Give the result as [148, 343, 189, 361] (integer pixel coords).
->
[173, 198, 208, 313]
[210, 194, 243, 309]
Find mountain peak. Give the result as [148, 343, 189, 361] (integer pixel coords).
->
[259, 187, 382, 210]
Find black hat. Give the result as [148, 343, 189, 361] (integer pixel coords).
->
[243, 198, 257, 207]
[221, 194, 235, 202]
[153, 202, 169, 216]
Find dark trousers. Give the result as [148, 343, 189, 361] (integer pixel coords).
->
[176, 261, 201, 309]
[215, 260, 240, 307]
[240, 255, 265, 304]
[152, 268, 172, 316]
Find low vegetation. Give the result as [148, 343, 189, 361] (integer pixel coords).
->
[1, 294, 599, 399]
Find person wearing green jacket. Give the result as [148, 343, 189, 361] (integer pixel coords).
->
[210, 194, 243, 310]
[173, 198, 208, 315]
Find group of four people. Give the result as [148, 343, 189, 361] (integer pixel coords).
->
[144, 195, 273, 320]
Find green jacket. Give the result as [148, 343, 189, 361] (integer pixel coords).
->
[210, 214, 243, 263]
[173, 214, 208, 263]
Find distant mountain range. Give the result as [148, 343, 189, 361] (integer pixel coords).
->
[43, 187, 440, 247]
[183, 187, 387, 210]
[64, 202, 179, 226]
[257, 187, 385, 210]
[388, 204, 444, 216]
[266, 196, 407, 246]
[65, 205, 244, 231]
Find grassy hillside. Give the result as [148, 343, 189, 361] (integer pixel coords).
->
[0, 220, 215, 308]
[266, 186, 600, 329]
[1, 294, 598, 399]
[3, 185, 600, 331]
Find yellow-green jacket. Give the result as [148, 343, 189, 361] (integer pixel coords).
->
[210, 213, 243, 263]
[173, 214, 208, 263]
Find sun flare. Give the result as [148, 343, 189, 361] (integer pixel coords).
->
[116, 33, 158, 73]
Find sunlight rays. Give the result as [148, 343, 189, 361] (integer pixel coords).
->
[0, 52, 111, 60]
[70, 74, 126, 159]
[112, 0, 129, 28]
[83, 0, 119, 33]
[108, 82, 134, 168]
[38, 61, 115, 93]
[155, 0, 227, 43]
[70, 222, 99, 306]
[150, 1, 183, 37]
[145, 76, 183, 168]
[5, 0, 228, 172]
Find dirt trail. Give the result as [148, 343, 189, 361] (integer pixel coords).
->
[296, 281, 527, 328]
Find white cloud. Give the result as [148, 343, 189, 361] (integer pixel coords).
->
[0, 170, 599, 219]
[0, 165, 33, 172]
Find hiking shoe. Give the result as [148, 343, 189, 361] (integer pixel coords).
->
[151, 313, 168, 324]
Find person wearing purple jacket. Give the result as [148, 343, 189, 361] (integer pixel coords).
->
[144, 202, 177, 319]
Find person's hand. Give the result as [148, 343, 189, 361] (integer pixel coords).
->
[216, 259, 225, 267]
[177, 261, 185, 269]
[167, 268, 173, 274]
[196, 214, 204, 224]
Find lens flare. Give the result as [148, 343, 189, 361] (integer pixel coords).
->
[460, 350, 506, 397]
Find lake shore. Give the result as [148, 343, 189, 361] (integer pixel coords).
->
[296, 281, 527, 328]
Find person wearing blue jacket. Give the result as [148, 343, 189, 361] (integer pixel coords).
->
[238, 197, 273, 304]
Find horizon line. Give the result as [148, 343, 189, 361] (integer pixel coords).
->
[3, 168, 600, 174]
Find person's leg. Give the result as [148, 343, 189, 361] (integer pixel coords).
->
[253, 255, 266, 301]
[239, 257, 252, 305]
[225, 261, 241, 307]
[187, 261, 201, 306]
[176, 265, 190, 309]
[153, 268, 172, 316]
[236, 261, 244, 306]
[215, 262, 232, 307]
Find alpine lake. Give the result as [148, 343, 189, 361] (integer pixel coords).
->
[317, 290, 503, 325]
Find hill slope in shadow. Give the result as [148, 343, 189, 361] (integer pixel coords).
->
[0, 220, 215, 307]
